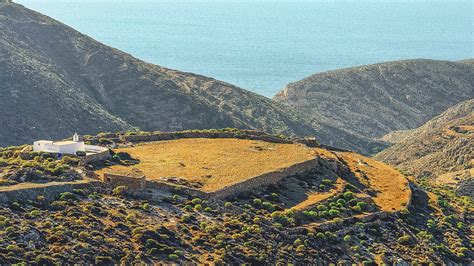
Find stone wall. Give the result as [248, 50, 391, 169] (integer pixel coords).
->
[208, 158, 321, 199]
[120, 130, 358, 153]
[102, 172, 146, 190]
[145, 181, 207, 198]
[123, 130, 293, 145]
[101, 157, 324, 200]
[80, 147, 111, 165]
[0, 180, 100, 204]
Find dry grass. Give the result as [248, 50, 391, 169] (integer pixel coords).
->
[99, 138, 318, 192]
[434, 168, 473, 186]
[337, 152, 411, 212]
[291, 178, 345, 210]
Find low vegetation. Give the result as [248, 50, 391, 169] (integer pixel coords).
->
[0, 130, 471, 263]
[0, 178, 471, 264]
[0, 146, 81, 186]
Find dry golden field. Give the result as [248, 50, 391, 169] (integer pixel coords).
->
[99, 138, 319, 192]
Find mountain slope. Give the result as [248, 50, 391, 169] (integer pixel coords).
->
[274, 59, 474, 143]
[0, 2, 322, 147]
[374, 99, 473, 179]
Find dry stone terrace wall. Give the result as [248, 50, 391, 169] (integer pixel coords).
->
[119, 130, 354, 152]
[101, 156, 349, 200]
[208, 158, 321, 199]
[0, 180, 100, 204]
[123, 130, 294, 145]
[96, 130, 356, 200]
[80, 147, 111, 165]
[102, 172, 146, 190]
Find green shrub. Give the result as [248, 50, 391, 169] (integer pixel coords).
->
[142, 203, 150, 211]
[112, 154, 121, 162]
[50, 200, 68, 210]
[180, 214, 192, 223]
[343, 191, 354, 200]
[427, 219, 437, 230]
[319, 211, 329, 218]
[29, 210, 41, 218]
[262, 201, 273, 211]
[321, 179, 332, 185]
[99, 138, 113, 145]
[59, 192, 76, 200]
[172, 194, 180, 202]
[307, 211, 318, 219]
[6, 244, 21, 252]
[253, 198, 262, 206]
[356, 201, 367, 210]
[78, 231, 90, 240]
[397, 234, 411, 245]
[317, 205, 327, 211]
[271, 211, 283, 219]
[191, 198, 202, 205]
[168, 254, 179, 260]
[10, 202, 22, 211]
[112, 185, 127, 196]
[295, 245, 305, 252]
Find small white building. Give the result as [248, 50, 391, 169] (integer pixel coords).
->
[33, 133, 86, 155]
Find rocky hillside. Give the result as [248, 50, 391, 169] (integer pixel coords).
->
[274, 59, 474, 147]
[375, 99, 473, 180]
[0, 131, 472, 264]
[0, 2, 324, 147]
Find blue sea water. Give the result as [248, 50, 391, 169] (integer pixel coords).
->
[16, 0, 473, 97]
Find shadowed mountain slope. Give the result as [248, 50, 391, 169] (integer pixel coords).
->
[274, 59, 473, 144]
[375, 99, 473, 179]
[0, 2, 322, 147]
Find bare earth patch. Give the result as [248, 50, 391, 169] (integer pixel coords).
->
[98, 138, 318, 192]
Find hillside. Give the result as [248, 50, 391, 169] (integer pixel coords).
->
[0, 2, 326, 148]
[1, 131, 472, 264]
[375, 99, 473, 183]
[274, 59, 474, 148]
[0, 131, 472, 264]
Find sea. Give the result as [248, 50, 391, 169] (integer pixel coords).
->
[16, 0, 473, 97]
